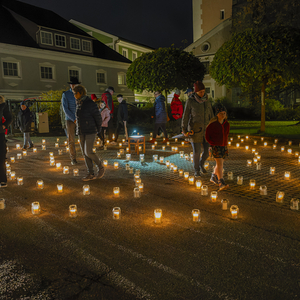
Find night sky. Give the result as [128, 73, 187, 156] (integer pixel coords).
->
[19, 0, 193, 49]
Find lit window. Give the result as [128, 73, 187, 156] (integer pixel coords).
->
[40, 31, 53, 45]
[55, 34, 66, 48]
[3, 62, 19, 77]
[220, 9, 225, 20]
[70, 37, 81, 50]
[82, 40, 92, 52]
[118, 72, 126, 85]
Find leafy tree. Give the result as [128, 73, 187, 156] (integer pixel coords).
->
[210, 27, 300, 132]
[126, 47, 205, 99]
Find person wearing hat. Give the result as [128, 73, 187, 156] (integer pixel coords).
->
[170, 89, 183, 135]
[184, 88, 193, 98]
[101, 86, 115, 140]
[205, 103, 230, 190]
[0, 95, 12, 188]
[17, 101, 34, 150]
[62, 76, 80, 165]
[91, 94, 98, 102]
[182, 81, 214, 177]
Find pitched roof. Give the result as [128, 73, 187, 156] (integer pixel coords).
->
[1, 0, 131, 63]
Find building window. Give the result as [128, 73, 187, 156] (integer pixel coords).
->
[132, 51, 137, 61]
[205, 87, 211, 94]
[96, 69, 106, 84]
[3, 61, 19, 77]
[122, 48, 128, 58]
[118, 72, 126, 85]
[201, 42, 211, 53]
[82, 40, 92, 52]
[55, 34, 66, 48]
[68, 67, 81, 82]
[70, 37, 81, 50]
[40, 63, 55, 81]
[220, 9, 225, 20]
[40, 31, 53, 45]
[202, 61, 210, 75]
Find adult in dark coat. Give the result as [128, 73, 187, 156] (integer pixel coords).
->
[149, 91, 168, 143]
[112, 94, 128, 144]
[73, 85, 104, 181]
[17, 101, 33, 150]
[0, 95, 12, 187]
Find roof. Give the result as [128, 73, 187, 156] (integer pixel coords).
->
[0, 0, 131, 63]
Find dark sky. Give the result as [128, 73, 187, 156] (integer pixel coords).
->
[19, 0, 193, 49]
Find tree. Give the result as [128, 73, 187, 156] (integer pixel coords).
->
[126, 47, 205, 99]
[210, 27, 300, 132]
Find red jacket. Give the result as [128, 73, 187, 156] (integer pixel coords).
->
[2, 116, 7, 135]
[170, 94, 183, 120]
[101, 91, 114, 115]
[205, 119, 230, 146]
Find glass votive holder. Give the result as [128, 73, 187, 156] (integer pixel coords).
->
[173, 165, 178, 172]
[129, 167, 133, 174]
[112, 207, 121, 220]
[274, 139, 278, 143]
[113, 187, 120, 197]
[135, 178, 141, 186]
[55, 143, 59, 148]
[159, 156, 164, 163]
[162, 146, 165, 151]
[154, 209, 162, 224]
[227, 172, 233, 180]
[200, 185, 208, 196]
[235, 142, 240, 147]
[256, 155, 261, 161]
[17, 153, 22, 160]
[69, 204, 77, 218]
[31, 202, 40, 215]
[253, 140, 257, 145]
[287, 148, 292, 154]
[165, 160, 170, 168]
[153, 155, 158, 162]
[247, 160, 252, 167]
[166, 141, 170, 146]
[10, 171, 16, 180]
[56, 162, 62, 170]
[252, 148, 256, 153]
[140, 154, 145, 162]
[58, 149, 63, 155]
[204, 162, 210, 170]
[230, 137, 233, 141]
[126, 154, 131, 161]
[63, 166, 69, 174]
[17, 177, 23, 185]
[263, 142, 267, 147]
[195, 180, 202, 189]
[230, 205, 239, 219]
[138, 182, 144, 192]
[22, 150, 27, 157]
[57, 184, 63, 193]
[16, 144, 20, 149]
[42, 139, 46, 144]
[281, 146, 285, 152]
[119, 143, 122, 148]
[188, 176, 195, 185]
[295, 152, 299, 157]
[184, 172, 189, 180]
[273, 144, 277, 149]
[114, 162, 119, 169]
[154, 141, 157, 146]
[270, 167, 275, 175]
[245, 145, 249, 150]
[184, 154, 189, 160]
[284, 171, 290, 180]
[288, 140, 292, 146]
[33, 147, 37, 153]
[151, 145, 155, 150]
[256, 163, 261, 170]
[253, 157, 258, 164]
[36, 179, 44, 189]
[179, 151, 184, 158]
[120, 149, 124, 155]
[103, 160, 108, 167]
[249, 179, 256, 190]
[192, 209, 201, 222]
[260, 185, 267, 195]
[66, 147, 70, 152]
[245, 136, 249, 140]
[179, 169, 183, 176]
[73, 168, 79, 176]
[135, 169, 140, 175]
[0, 198, 5, 210]
[228, 141, 231, 146]
[83, 184, 90, 195]
[276, 191, 284, 203]
[290, 198, 299, 210]
[117, 152, 121, 158]
[42, 145, 46, 150]
[221, 199, 229, 210]
[210, 191, 218, 202]
[64, 141, 68, 145]
[237, 176, 243, 185]
[134, 187, 140, 198]
[125, 163, 130, 170]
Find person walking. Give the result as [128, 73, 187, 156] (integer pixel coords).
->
[182, 81, 214, 177]
[205, 103, 230, 190]
[73, 84, 104, 181]
[101, 86, 115, 140]
[149, 91, 168, 143]
[62, 76, 80, 165]
[99, 101, 110, 148]
[170, 90, 183, 135]
[17, 101, 34, 150]
[112, 94, 128, 144]
[0, 95, 12, 188]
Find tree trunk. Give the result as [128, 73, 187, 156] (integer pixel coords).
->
[260, 79, 267, 132]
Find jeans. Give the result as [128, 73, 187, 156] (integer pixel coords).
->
[23, 132, 33, 148]
[153, 123, 168, 139]
[79, 133, 102, 175]
[66, 120, 76, 160]
[0, 133, 7, 183]
[191, 137, 209, 172]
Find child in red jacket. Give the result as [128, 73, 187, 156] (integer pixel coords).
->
[205, 104, 230, 191]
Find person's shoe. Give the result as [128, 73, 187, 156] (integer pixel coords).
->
[96, 166, 105, 179]
[148, 138, 156, 144]
[218, 178, 229, 191]
[82, 174, 96, 181]
[71, 159, 77, 165]
[162, 138, 169, 144]
[0, 182, 7, 188]
[210, 174, 219, 185]
[22, 146, 27, 151]
[200, 164, 207, 174]
[110, 141, 117, 145]
[194, 171, 201, 177]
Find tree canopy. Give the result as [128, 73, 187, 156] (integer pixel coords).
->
[126, 47, 205, 95]
[210, 27, 300, 131]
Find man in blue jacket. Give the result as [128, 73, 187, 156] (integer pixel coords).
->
[62, 77, 80, 165]
[149, 91, 168, 143]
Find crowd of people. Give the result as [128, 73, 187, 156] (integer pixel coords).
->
[0, 79, 230, 191]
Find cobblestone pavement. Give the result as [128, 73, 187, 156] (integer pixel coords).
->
[0, 135, 299, 300]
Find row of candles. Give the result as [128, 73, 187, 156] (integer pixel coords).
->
[230, 135, 297, 146]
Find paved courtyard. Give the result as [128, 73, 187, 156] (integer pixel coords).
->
[0, 134, 299, 300]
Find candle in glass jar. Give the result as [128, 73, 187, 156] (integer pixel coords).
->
[227, 172, 233, 180]
[274, 139, 278, 143]
[153, 155, 158, 162]
[200, 185, 208, 196]
[42, 145, 46, 150]
[113, 187, 120, 197]
[55, 143, 59, 148]
[249, 179, 256, 190]
[284, 171, 290, 180]
[117, 152, 121, 158]
[112, 207, 121, 220]
[56, 162, 62, 170]
[270, 167, 275, 174]
[10, 157, 15, 163]
[221, 199, 229, 210]
[237, 176, 243, 185]
[276, 191, 284, 203]
[17, 153, 22, 160]
[33, 147, 37, 153]
[10, 171, 16, 180]
[210, 191, 218, 202]
[179, 169, 183, 176]
[230, 205, 239, 219]
[228, 141, 231, 146]
[0, 198, 5, 210]
[73, 168, 79, 176]
[290, 198, 299, 210]
[166, 141, 170, 146]
[281, 146, 285, 152]
[36, 180, 44, 189]
[57, 184, 63, 193]
[273, 144, 276, 149]
[16, 144, 20, 149]
[260, 185, 267, 195]
[83, 185, 90, 195]
[126, 154, 131, 161]
[245, 145, 249, 150]
[162, 146, 165, 151]
[192, 209, 201, 222]
[138, 182, 144, 192]
[195, 180, 202, 189]
[140, 154, 145, 162]
[188, 176, 195, 185]
[31, 202, 40, 215]
[42, 139, 46, 144]
[263, 142, 267, 147]
[17, 177, 23, 185]
[159, 156, 164, 163]
[69, 205, 77, 218]
[288, 140, 292, 146]
[253, 140, 257, 145]
[114, 162, 119, 169]
[134, 187, 140, 198]
[287, 148, 292, 154]
[247, 160, 252, 167]
[103, 160, 108, 167]
[22, 150, 27, 156]
[63, 166, 69, 174]
[154, 209, 162, 224]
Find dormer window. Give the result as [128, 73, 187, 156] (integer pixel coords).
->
[55, 34, 66, 48]
[82, 40, 92, 52]
[70, 37, 81, 51]
[40, 31, 53, 46]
